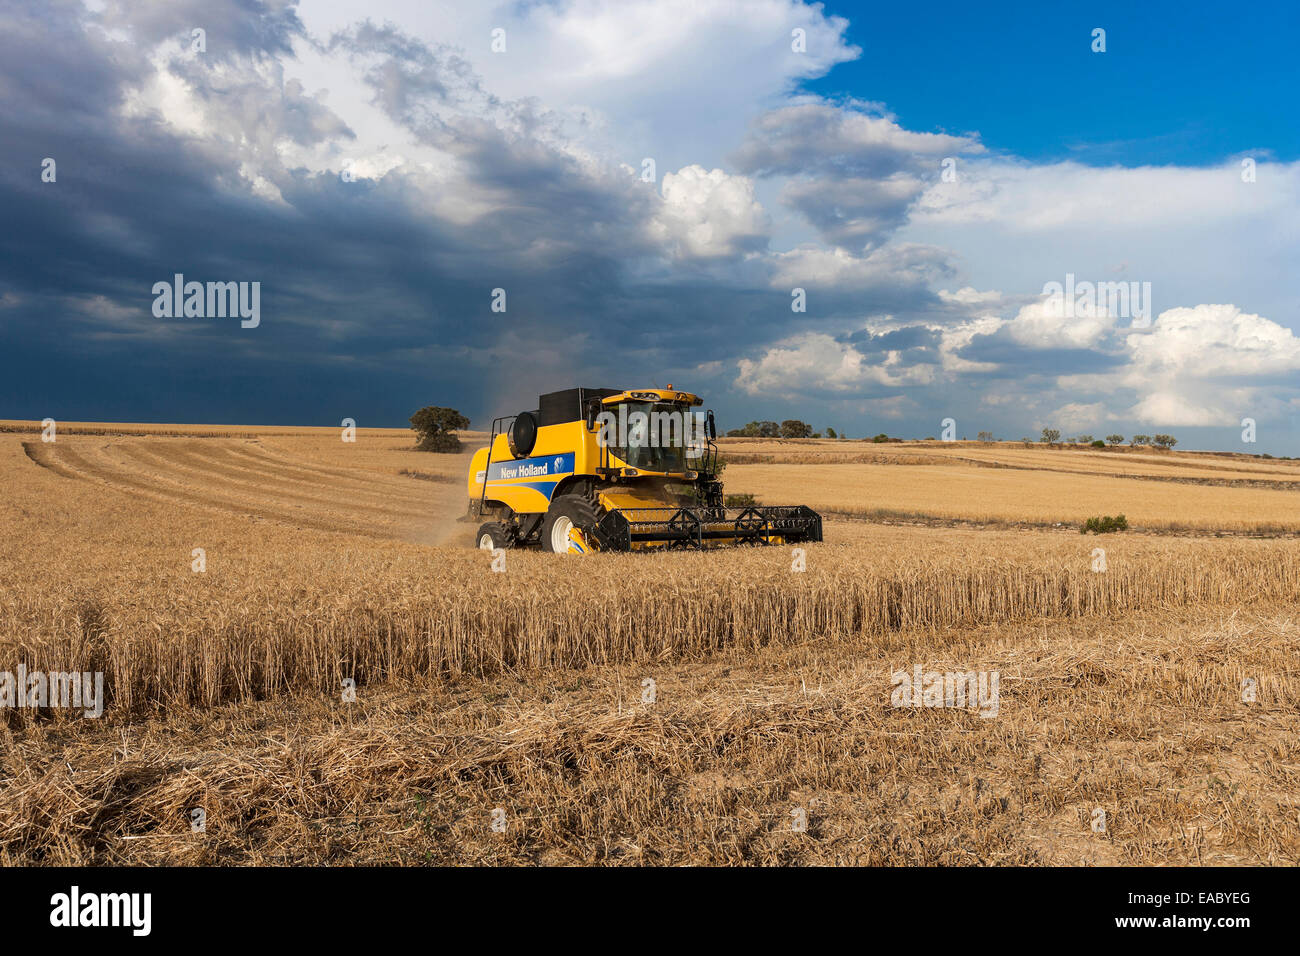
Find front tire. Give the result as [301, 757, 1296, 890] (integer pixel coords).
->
[476, 522, 511, 550]
[541, 495, 600, 554]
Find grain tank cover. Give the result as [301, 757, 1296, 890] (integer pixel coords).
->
[538, 387, 621, 427]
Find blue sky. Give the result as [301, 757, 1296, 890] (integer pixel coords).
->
[2, 0, 1297, 453]
[813, 0, 1300, 167]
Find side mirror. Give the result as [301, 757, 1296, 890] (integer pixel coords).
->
[585, 399, 600, 431]
[706, 410, 717, 440]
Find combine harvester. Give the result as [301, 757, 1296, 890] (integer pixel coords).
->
[466, 386, 822, 553]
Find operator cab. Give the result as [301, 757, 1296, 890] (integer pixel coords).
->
[584, 386, 717, 479]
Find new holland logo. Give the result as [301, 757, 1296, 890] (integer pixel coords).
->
[489, 452, 574, 481]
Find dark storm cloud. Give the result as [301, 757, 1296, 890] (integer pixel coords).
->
[1, 0, 147, 125]
[733, 102, 980, 251]
[957, 329, 1126, 376]
[97, 0, 305, 58]
[732, 103, 943, 179]
[0, 5, 644, 423]
[840, 326, 941, 353]
[780, 175, 923, 251]
[0, 4, 974, 430]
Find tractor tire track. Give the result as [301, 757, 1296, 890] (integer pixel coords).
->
[111, 441, 432, 520]
[42, 442, 405, 539]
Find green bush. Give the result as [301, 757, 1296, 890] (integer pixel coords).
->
[725, 493, 758, 508]
[1090, 439, 1106, 448]
[1080, 514, 1129, 534]
[409, 406, 470, 452]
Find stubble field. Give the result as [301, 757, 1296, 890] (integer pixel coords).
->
[1, 424, 1297, 865]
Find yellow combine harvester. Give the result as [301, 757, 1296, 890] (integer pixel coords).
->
[466, 386, 822, 553]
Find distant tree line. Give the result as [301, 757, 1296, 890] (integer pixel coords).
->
[720, 417, 1179, 450]
[726, 419, 821, 439]
[1034, 427, 1177, 449]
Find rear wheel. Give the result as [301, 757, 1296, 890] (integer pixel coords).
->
[476, 522, 511, 550]
[542, 495, 600, 554]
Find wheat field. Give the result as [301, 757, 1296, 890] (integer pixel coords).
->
[728, 462, 1300, 531]
[1, 423, 1297, 865]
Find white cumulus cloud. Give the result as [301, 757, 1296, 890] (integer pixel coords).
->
[649, 165, 770, 259]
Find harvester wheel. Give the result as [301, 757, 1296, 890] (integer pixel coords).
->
[476, 522, 512, 551]
[541, 495, 600, 554]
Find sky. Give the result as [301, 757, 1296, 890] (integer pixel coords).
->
[1, 0, 1297, 453]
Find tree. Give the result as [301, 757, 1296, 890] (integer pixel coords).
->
[1106, 434, 1124, 446]
[1040, 427, 1061, 444]
[725, 420, 779, 438]
[977, 431, 994, 442]
[1074, 434, 1093, 444]
[1131, 434, 1150, 446]
[1152, 434, 1178, 449]
[410, 406, 470, 452]
[780, 419, 813, 438]
[825, 426, 837, 439]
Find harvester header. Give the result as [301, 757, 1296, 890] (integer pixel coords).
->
[466, 386, 823, 554]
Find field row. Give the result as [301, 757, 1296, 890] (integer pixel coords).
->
[4, 532, 1300, 716]
[731, 462, 1300, 532]
[22, 437, 457, 542]
[3, 603, 1295, 864]
[721, 438, 1300, 480]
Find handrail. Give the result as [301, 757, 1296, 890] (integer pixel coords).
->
[478, 414, 516, 515]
